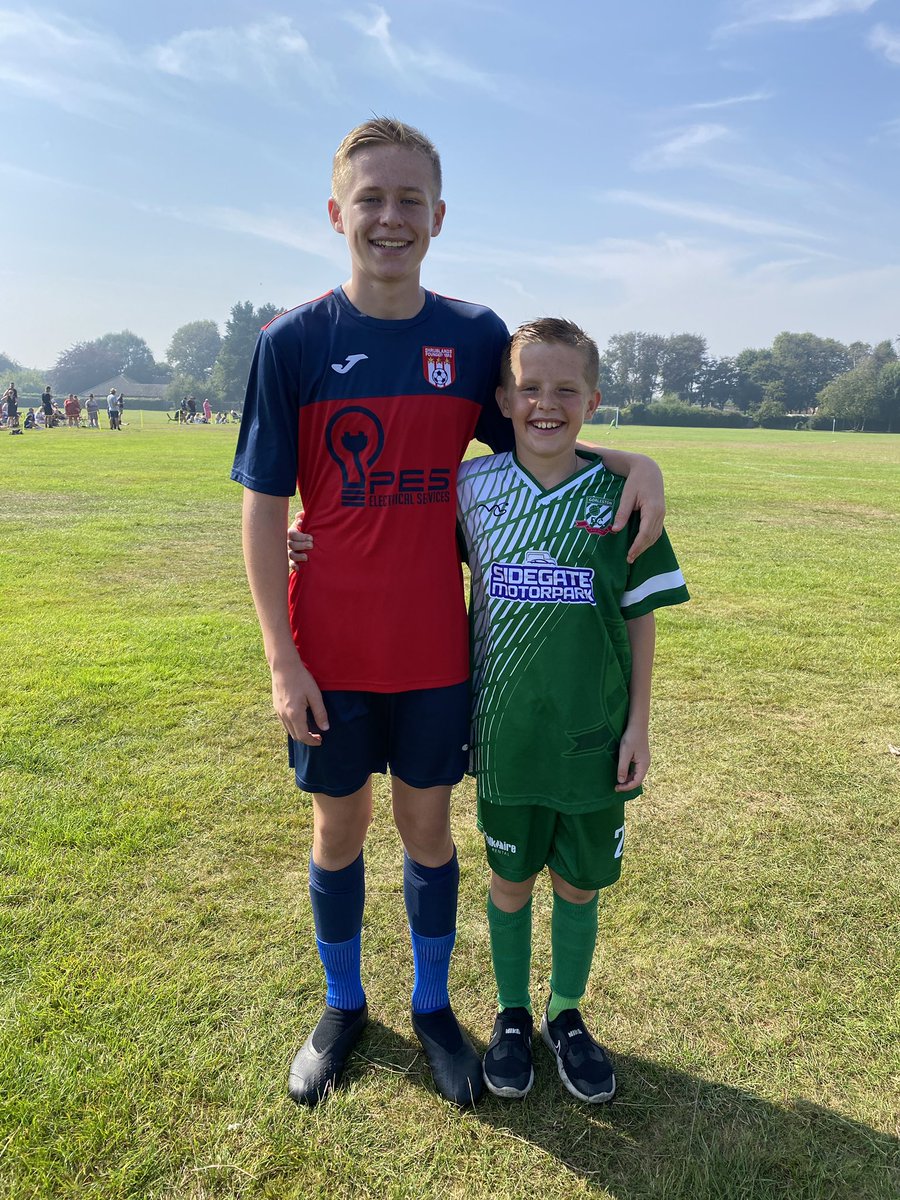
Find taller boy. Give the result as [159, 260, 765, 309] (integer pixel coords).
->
[232, 118, 665, 1108]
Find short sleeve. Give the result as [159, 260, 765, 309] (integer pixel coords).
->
[620, 525, 689, 620]
[473, 314, 513, 453]
[230, 327, 301, 496]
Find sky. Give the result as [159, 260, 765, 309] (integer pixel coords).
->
[1, 0, 899, 370]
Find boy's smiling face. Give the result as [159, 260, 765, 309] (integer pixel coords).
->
[497, 341, 601, 479]
[328, 145, 445, 308]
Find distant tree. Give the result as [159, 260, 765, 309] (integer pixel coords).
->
[211, 301, 282, 407]
[52, 341, 120, 393]
[816, 366, 879, 431]
[164, 375, 223, 410]
[696, 356, 739, 409]
[53, 330, 168, 392]
[871, 339, 898, 371]
[875, 360, 900, 433]
[597, 358, 628, 408]
[659, 333, 707, 401]
[770, 332, 851, 411]
[0, 351, 21, 377]
[601, 332, 664, 404]
[167, 320, 222, 381]
[847, 341, 872, 367]
[98, 330, 164, 382]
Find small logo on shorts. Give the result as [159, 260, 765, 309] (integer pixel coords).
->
[485, 834, 517, 856]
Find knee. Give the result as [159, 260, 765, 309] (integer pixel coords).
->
[314, 805, 371, 868]
[549, 870, 597, 905]
[392, 786, 452, 866]
[397, 814, 453, 866]
[490, 872, 536, 913]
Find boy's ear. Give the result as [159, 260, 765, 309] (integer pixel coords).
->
[496, 385, 511, 417]
[327, 197, 344, 235]
[431, 199, 447, 238]
[586, 388, 602, 419]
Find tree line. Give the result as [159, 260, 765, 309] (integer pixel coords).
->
[1, 312, 897, 431]
[597, 330, 899, 432]
[0, 301, 281, 410]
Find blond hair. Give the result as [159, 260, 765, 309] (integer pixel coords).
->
[501, 318, 600, 390]
[331, 117, 442, 202]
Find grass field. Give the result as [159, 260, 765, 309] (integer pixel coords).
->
[1, 415, 898, 1200]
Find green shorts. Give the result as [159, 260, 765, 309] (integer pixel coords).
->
[477, 798, 627, 891]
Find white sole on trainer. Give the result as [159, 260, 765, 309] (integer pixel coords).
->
[482, 1064, 534, 1100]
[540, 1017, 616, 1104]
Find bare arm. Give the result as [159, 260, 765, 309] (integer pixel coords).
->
[242, 489, 328, 745]
[615, 612, 656, 792]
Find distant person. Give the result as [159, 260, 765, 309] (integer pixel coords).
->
[181, 396, 189, 422]
[64, 393, 81, 426]
[23, 408, 36, 429]
[203, 398, 212, 422]
[41, 387, 54, 427]
[187, 396, 197, 421]
[85, 393, 99, 427]
[3, 382, 20, 434]
[117, 393, 125, 422]
[107, 388, 120, 430]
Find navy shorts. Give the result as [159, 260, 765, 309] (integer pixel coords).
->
[287, 682, 470, 798]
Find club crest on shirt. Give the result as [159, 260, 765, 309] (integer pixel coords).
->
[423, 345, 456, 389]
[574, 497, 614, 535]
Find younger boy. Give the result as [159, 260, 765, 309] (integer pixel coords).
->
[456, 318, 689, 1102]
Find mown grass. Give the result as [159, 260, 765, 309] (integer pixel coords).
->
[1, 416, 898, 1199]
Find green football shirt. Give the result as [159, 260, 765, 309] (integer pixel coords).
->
[457, 450, 689, 813]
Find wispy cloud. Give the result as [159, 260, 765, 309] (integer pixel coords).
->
[0, 160, 91, 190]
[636, 124, 732, 170]
[149, 17, 332, 90]
[604, 190, 828, 241]
[868, 24, 900, 65]
[0, 10, 139, 117]
[717, 0, 877, 37]
[681, 89, 775, 111]
[136, 201, 346, 265]
[343, 4, 499, 92]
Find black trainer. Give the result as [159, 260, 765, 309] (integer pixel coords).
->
[540, 1006, 616, 1103]
[482, 1007, 534, 1099]
[288, 1003, 368, 1106]
[411, 1005, 483, 1107]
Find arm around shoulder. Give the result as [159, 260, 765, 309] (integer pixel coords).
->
[590, 446, 666, 564]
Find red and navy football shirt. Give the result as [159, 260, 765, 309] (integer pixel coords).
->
[231, 286, 512, 692]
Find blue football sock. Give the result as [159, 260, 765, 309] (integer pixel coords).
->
[309, 852, 366, 1011]
[404, 850, 459, 1015]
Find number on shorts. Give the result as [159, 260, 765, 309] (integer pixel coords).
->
[613, 824, 625, 859]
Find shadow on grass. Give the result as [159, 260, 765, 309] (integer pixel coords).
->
[310, 1020, 898, 1198]
[473, 1049, 899, 1200]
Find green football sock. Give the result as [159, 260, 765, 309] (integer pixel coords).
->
[548, 891, 599, 1021]
[487, 893, 533, 1013]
